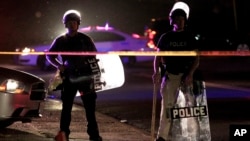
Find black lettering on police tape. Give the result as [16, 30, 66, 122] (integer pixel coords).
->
[170, 106, 207, 119]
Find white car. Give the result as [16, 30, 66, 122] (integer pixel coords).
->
[0, 66, 46, 128]
[15, 25, 154, 70]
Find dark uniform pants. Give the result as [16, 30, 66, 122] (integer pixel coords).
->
[60, 80, 100, 139]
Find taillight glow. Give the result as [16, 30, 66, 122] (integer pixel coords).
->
[147, 40, 157, 49]
[149, 30, 156, 39]
[146, 30, 157, 49]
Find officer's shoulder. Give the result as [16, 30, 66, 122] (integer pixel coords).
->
[55, 34, 67, 41]
[160, 31, 172, 38]
[77, 32, 91, 39]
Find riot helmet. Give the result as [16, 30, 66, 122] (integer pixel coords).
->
[169, 1, 189, 25]
[62, 10, 81, 25]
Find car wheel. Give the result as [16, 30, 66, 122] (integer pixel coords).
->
[120, 56, 136, 66]
[0, 120, 13, 128]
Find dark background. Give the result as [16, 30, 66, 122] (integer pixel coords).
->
[0, 0, 249, 51]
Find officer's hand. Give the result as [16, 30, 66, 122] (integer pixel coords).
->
[152, 72, 161, 84]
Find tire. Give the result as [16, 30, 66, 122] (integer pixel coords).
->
[120, 56, 136, 66]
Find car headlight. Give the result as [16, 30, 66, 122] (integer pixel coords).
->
[0, 79, 25, 94]
[15, 47, 35, 56]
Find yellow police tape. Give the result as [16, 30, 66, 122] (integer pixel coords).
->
[0, 51, 249, 56]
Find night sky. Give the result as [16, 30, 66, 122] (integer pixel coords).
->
[0, 0, 249, 51]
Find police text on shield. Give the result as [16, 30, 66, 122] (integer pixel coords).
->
[171, 106, 208, 119]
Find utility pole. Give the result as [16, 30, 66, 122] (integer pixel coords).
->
[232, 0, 238, 31]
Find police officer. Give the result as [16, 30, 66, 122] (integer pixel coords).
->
[46, 10, 102, 141]
[152, 7, 199, 141]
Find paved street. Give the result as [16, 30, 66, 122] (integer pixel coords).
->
[2, 85, 250, 141]
[1, 99, 151, 141]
